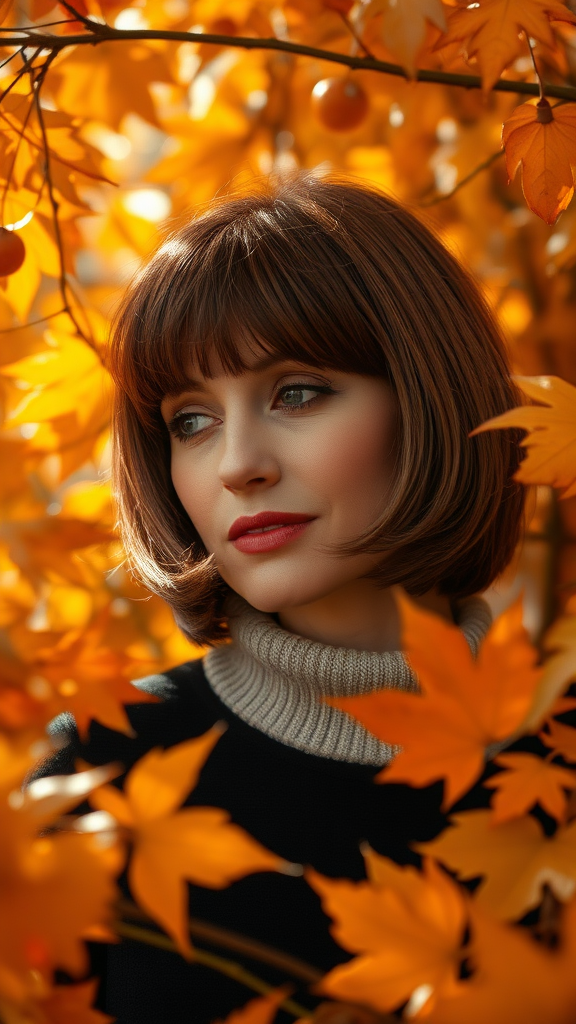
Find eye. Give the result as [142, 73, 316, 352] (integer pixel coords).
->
[169, 411, 215, 441]
[275, 383, 335, 411]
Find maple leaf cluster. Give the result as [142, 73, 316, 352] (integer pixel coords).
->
[1, 0, 576, 1021]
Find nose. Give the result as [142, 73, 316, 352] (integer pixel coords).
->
[217, 417, 281, 494]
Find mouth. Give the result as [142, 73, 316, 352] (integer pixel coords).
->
[228, 511, 315, 541]
[228, 512, 316, 553]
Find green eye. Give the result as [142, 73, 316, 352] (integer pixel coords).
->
[170, 412, 214, 440]
[282, 388, 310, 406]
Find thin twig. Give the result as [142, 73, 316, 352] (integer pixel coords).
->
[340, 12, 377, 61]
[119, 898, 323, 985]
[421, 148, 504, 206]
[32, 60, 91, 346]
[57, 0, 106, 32]
[114, 921, 313, 1018]
[0, 27, 574, 102]
[0, 308, 67, 332]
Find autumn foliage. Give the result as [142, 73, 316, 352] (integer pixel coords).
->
[2, 0, 576, 1021]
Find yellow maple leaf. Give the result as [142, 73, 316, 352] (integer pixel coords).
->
[3, 332, 112, 434]
[47, 43, 175, 130]
[473, 375, 576, 498]
[365, 0, 447, 73]
[308, 857, 467, 1015]
[485, 752, 576, 823]
[438, 0, 576, 92]
[328, 595, 541, 808]
[91, 728, 297, 956]
[416, 808, 576, 919]
[501, 99, 576, 225]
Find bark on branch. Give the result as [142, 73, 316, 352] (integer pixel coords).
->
[3, 26, 576, 103]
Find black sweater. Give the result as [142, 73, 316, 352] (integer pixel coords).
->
[44, 657, 455, 1024]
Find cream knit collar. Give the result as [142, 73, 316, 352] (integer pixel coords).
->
[203, 593, 492, 766]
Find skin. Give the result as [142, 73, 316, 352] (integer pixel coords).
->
[161, 347, 452, 652]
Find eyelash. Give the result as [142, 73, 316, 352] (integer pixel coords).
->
[168, 383, 336, 443]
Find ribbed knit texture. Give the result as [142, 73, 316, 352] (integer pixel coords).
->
[204, 594, 493, 765]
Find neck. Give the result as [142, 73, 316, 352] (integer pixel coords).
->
[277, 580, 453, 653]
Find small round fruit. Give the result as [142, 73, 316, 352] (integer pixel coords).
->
[311, 77, 369, 132]
[210, 17, 237, 35]
[0, 227, 25, 275]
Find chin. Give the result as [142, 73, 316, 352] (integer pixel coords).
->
[223, 568, 339, 616]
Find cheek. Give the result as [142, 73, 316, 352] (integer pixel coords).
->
[170, 452, 216, 544]
[296, 408, 395, 508]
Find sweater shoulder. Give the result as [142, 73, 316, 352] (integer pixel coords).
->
[34, 657, 218, 779]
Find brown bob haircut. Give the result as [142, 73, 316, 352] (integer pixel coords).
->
[109, 174, 524, 645]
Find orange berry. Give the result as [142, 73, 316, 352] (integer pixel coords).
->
[311, 77, 369, 132]
[210, 17, 237, 35]
[0, 227, 25, 275]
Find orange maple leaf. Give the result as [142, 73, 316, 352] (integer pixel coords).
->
[501, 99, 576, 225]
[214, 987, 293, 1024]
[473, 375, 576, 498]
[438, 0, 576, 92]
[29, 623, 159, 739]
[308, 856, 467, 1016]
[416, 808, 576, 919]
[424, 898, 576, 1024]
[91, 727, 296, 956]
[40, 979, 114, 1024]
[485, 752, 576, 824]
[541, 718, 576, 762]
[328, 594, 541, 808]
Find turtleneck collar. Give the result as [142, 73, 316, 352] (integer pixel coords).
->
[203, 593, 492, 766]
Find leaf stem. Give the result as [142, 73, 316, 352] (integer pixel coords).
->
[0, 27, 574, 102]
[114, 921, 313, 1018]
[526, 34, 545, 102]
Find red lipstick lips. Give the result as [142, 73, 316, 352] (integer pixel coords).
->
[228, 512, 315, 554]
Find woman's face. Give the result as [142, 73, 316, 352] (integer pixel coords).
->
[161, 348, 397, 615]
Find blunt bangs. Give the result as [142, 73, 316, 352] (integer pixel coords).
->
[109, 174, 525, 646]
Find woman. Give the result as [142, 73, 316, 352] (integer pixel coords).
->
[47, 175, 523, 1022]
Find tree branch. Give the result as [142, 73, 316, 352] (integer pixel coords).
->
[0, 27, 575, 102]
[119, 898, 323, 985]
[115, 921, 313, 1019]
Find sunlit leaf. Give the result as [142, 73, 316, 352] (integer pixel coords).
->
[502, 100, 576, 225]
[473, 376, 576, 498]
[438, 0, 576, 92]
[308, 857, 467, 1015]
